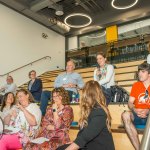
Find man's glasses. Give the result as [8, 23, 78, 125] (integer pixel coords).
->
[144, 90, 149, 99]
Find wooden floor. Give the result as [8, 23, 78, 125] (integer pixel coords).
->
[69, 123, 143, 150]
[70, 104, 129, 124]
[69, 103, 144, 150]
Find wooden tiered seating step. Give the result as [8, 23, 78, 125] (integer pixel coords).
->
[70, 124, 144, 134]
[69, 104, 144, 150]
[19, 59, 144, 93]
[18, 59, 145, 150]
[115, 60, 144, 68]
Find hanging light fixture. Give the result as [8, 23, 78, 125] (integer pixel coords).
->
[86, 31, 106, 38]
[111, 0, 138, 10]
[64, 13, 92, 28]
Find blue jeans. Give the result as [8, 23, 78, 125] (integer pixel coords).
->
[133, 111, 147, 125]
[101, 86, 111, 105]
[67, 90, 73, 102]
[40, 90, 51, 116]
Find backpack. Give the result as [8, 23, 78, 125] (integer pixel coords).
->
[111, 85, 129, 105]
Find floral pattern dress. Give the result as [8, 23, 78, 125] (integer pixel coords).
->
[25, 105, 74, 150]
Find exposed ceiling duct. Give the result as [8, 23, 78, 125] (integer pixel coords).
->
[0, 0, 69, 34]
[48, 17, 70, 32]
[75, 0, 104, 12]
[1, 0, 150, 36]
[30, 0, 69, 32]
[75, 0, 91, 12]
[30, 0, 63, 16]
[48, 3, 64, 16]
[30, 0, 52, 12]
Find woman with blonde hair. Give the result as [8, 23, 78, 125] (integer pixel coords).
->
[57, 80, 115, 150]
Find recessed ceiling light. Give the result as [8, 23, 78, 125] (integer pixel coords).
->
[64, 13, 92, 28]
[55, 5, 64, 16]
[111, 0, 138, 10]
[55, 10, 64, 16]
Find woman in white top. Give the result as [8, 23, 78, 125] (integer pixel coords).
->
[0, 92, 16, 123]
[94, 52, 115, 104]
[0, 89, 42, 149]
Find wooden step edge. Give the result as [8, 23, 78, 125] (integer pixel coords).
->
[70, 124, 144, 134]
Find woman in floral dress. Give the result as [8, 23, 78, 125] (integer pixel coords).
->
[26, 87, 74, 150]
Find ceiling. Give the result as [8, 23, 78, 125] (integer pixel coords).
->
[0, 0, 150, 36]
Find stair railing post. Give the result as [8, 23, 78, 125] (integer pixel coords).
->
[140, 113, 150, 150]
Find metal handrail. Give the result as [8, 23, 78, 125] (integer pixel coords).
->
[140, 113, 150, 150]
[0, 56, 51, 77]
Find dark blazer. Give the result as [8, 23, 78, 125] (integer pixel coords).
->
[74, 107, 115, 150]
[28, 78, 42, 102]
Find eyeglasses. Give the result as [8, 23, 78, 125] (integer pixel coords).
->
[52, 95, 60, 99]
[144, 90, 149, 99]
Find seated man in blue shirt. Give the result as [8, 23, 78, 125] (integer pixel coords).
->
[40, 60, 84, 116]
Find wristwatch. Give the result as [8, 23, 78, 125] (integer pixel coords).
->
[52, 109, 57, 112]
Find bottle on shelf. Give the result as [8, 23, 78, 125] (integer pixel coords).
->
[76, 93, 79, 103]
[71, 92, 76, 103]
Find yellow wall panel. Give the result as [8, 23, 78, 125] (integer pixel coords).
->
[106, 25, 118, 43]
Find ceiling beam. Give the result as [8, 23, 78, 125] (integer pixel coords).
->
[91, 0, 104, 10]
[75, 0, 91, 12]
[86, 1, 95, 9]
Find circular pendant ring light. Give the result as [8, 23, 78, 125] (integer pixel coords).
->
[111, 0, 138, 10]
[64, 13, 92, 28]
